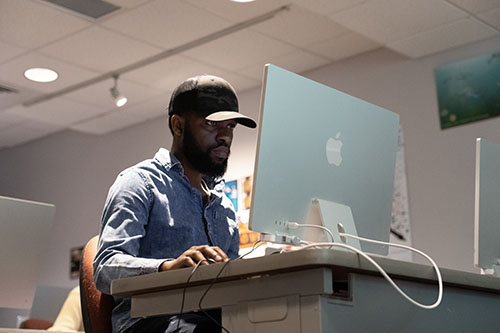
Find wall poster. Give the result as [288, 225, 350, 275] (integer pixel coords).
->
[435, 50, 500, 129]
[70, 245, 83, 279]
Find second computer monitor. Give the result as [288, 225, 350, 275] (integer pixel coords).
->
[474, 138, 500, 272]
[0, 196, 55, 309]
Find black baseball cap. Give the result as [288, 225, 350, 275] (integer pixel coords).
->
[168, 74, 257, 128]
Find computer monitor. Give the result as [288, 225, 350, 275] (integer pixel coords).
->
[249, 65, 400, 254]
[0, 196, 55, 309]
[474, 138, 500, 274]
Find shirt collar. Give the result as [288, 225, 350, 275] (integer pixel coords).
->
[154, 148, 183, 172]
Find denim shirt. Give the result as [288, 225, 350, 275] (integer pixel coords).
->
[93, 148, 240, 333]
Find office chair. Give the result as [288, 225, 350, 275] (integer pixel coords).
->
[80, 235, 114, 333]
[20, 318, 53, 329]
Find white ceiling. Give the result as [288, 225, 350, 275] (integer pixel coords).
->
[0, 0, 499, 150]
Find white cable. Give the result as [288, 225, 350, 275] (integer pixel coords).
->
[339, 231, 443, 307]
[287, 222, 335, 243]
[289, 223, 442, 309]
[299, 240, 443, 310]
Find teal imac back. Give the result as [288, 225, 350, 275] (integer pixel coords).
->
[474, 138, 500, 271]
[249, 65, 400, 254]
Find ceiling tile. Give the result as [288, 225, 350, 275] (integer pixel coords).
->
[5, 98, 107, 127]
[250, 4, 350, 48]
[126, 54, 259, 96]
[64, 77, 165, 109]
[388, 18, 498, 58]
[39, 26, 162, 72]
[479, 7, 500, 29]
[239, 49, 331, 80]
[0, 0, 90, 49]
[101, 0, 232, 49]
[70, 111, 143, 135]
[0, 109, 26, 131]
[329, 0, 467, 43]
[184, 29, 296, 72]
[185, 0, 290, 22]
[0, 52, 98, 93]
[121, 95, 170, 120]
[201, 69, 260, 93]
[125, 55, 222, 91]
[106, 0, 150, 9]
[0, 41, 27, 65]
[0, 119, 62, 149]
[307, 32, 381, 61]
[0, 80, 40, 111]
[446, 0, 500, 14]
[291, 0, 369, 15]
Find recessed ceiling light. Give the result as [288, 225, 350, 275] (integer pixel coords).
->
[24, 68, 59, 83]
[231, 0, 256, 2]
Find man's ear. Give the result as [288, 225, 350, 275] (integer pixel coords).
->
[171, 115, 185, 137]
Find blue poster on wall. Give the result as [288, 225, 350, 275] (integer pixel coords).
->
[434, 50, 500, 129]
[224, 180, 238, 212]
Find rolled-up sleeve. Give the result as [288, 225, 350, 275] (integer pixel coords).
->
[93, 170, 165, 295]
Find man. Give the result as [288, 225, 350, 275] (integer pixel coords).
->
[93, 74, 257, 333]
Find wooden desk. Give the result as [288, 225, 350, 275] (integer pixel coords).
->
[112, 249, 500, 332]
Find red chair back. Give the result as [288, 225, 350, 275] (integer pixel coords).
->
[80, 236, 114, 333]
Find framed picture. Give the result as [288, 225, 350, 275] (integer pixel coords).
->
[435, 50, 500, 129]
[225, 176, 261, 249]
[70, 246, 83, 279]
[224, 180, 238, 212]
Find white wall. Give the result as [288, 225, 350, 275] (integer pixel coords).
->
[1, 36, 499, 288]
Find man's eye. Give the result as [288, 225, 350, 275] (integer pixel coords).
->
[227, 122, 237, 129]
[206, 120, 217, 127]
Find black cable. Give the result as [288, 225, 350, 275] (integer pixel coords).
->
[390, 227, 406, 240]
[174, 259, 206, 333]
[197, 241, 264, 333]
[173, 241, 264, 332]
[197, 259, 232, 333]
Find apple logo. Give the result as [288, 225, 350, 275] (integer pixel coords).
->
[326, 132, 343, 166]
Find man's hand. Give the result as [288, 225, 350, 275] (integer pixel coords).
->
[159, 245, 229, 271]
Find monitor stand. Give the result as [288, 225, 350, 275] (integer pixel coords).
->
[304, 198, 361, 250]
[260, 199, 361, 250]
[481, 262, 500, 277]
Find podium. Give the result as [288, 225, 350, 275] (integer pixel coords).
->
[112, 249, 500, 332]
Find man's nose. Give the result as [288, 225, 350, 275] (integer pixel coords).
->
[216, 127, 233, 145]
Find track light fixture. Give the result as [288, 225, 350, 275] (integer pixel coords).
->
[110, 75, 127, 107]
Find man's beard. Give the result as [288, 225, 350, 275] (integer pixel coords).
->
[182, 122, 230, 178]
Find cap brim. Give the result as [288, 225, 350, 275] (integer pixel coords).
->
[205, 111, 257, 128]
